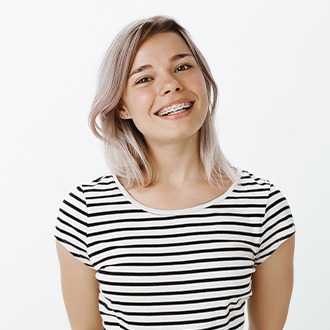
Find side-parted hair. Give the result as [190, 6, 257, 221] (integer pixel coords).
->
[89, 15, 234, 187]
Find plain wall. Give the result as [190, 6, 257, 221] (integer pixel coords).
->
[1, 0, 329, 328]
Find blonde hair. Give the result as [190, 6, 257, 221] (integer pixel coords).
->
[89, 15, 234, 187]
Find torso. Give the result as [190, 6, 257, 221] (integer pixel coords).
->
[125, 178, 233, 211]
[55, 168, 296, 330]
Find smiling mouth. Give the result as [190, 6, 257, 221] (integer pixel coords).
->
[155, 102, 194, 117]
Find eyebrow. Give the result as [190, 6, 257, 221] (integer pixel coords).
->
[129, 53, 193, 78]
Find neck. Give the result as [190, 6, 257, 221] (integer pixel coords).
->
[146, 137, 204, 188]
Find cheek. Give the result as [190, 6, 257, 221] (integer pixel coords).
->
[192, 76, 209, 118]
[189, 74, 208, 99]
[136, 91, 154, 107]
[125, 89, 155, 113]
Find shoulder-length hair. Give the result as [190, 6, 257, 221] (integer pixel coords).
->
[89, 15, 234, 187]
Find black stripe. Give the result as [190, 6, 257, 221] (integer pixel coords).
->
[83, 180, 114, 187]
[88, 228, 262, 240]
[264, 205, 290, 224]
[259, 223, 295, 250]
[207, 203, 266, 209]
[102, 282, 250, 297]
[239, 181, 269, 186]
[63, 200, 87, 217]
[87, 201, 131, 207]
[233, 188, 269, 193]
[83, 187, 119, 193]
[91, 245, 253, 259]
[88, 237, 259, 249]
[55, 225, 87, 246]
[226, 195, 266, 199]
[227, 320, 245, 330]
[268, 187, 281, 199]
[255, 231, 295, 264]
[266, 196, 286, 213]
[86, 193, 124, 200]
[55, 234, 87, 252]
[69, 192, 86, 206]
[103, 303, 245, 327]
[88, 208, 146, 217]
[107, 289, 252, 306]
[98, 272, 251, 287]
[99, 297, 244, 316]
[262, 214, 293, 237]
[57, 217, 87, 237]
[95, 265, 253, 277]
[88, 218, 262, 233]
[87, 212, 264, 227]
[106, 256, 253, 268]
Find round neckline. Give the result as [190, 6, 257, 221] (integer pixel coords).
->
[112, 168, 242, 215]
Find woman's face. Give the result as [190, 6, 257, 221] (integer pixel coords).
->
[120, 32, 209, 146]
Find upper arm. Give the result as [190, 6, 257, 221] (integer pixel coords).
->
[248, 234, 295, 330]
[56, 240, 103, 330]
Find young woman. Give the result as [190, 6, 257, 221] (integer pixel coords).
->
[55, 16, 295, 330]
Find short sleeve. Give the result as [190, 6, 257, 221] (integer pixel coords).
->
[54, 186, 92, 267]
[254, 184, 296, 265]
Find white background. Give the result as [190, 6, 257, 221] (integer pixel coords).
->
[0, 0, 329, 329]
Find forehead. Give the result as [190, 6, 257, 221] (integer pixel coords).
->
[132, 32, 192, 65]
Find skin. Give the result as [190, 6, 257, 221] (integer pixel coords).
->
[57, 31, 295, 329]
[120, 32, 209, 147]
[56, 241, 103, 330]
[248, 235, 295, 330]
[119, 32, 228, 208]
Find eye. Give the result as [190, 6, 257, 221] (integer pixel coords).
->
[175, 64, 192, 72]
[135, 77, 152, 84]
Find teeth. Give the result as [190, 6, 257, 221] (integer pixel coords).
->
[157, 102, 192, 116]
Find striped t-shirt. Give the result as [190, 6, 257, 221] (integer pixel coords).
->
[55, 168, 295, 330]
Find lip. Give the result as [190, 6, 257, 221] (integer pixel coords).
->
[154, 99, 194, 116]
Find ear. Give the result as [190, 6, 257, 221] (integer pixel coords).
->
[116, 104, 131, 120]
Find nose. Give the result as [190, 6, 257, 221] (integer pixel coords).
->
[160, 74, 183, 95]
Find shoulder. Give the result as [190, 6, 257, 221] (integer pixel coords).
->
[79, 173, 116, 188]
[61, 174, 119, 207]
[237, 168, 272, 190]
[78, 174, 117, 192]
[235, 168, 290, 203]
